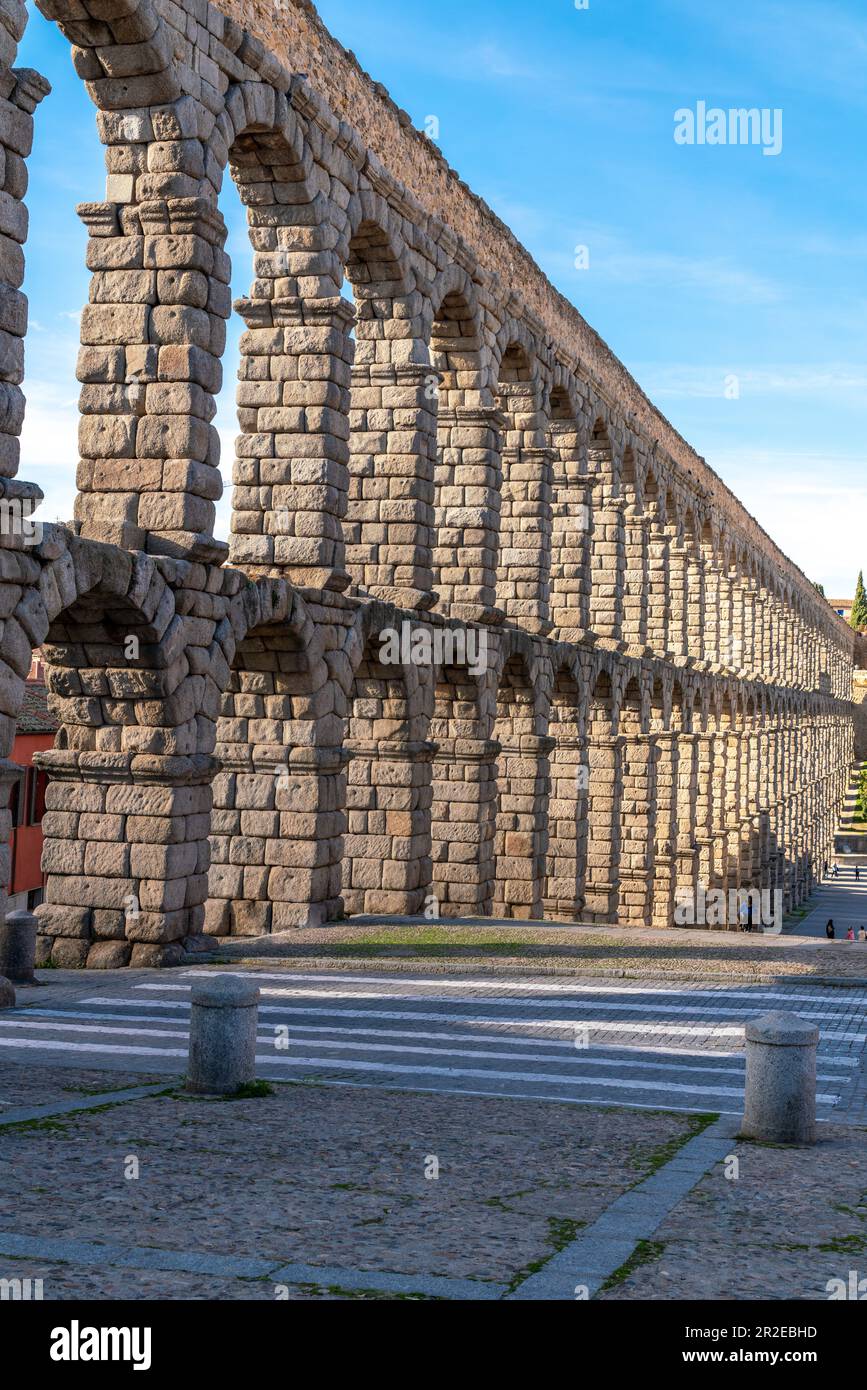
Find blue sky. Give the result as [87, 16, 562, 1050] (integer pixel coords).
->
[17, 0, 867, 597]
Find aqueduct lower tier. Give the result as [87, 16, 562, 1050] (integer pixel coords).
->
[0, 0, 855, 966]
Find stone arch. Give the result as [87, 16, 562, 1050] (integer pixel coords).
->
[206, 582, 342, 938]
[34, 539, 223, 968]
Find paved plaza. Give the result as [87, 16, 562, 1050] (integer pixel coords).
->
[0, 954, 865, 1301]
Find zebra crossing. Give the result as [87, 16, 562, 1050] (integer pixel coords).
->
[2, 969, 866, 1119]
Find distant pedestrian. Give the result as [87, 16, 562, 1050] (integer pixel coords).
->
[833, 863, 840, 878]
[860, 927, 867, 943]
[826, 920, 836, 939]
[848, 927, 856, 942]
[823, 860, 829, 879]
[857, 866, 861, 882]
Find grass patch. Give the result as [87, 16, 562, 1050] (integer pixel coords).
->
[506, 1216, 586, 1294]
[818, 1234, 867, 1255]
[628, 1112, 718, 1181]
[226, 1079, 274, 1100]
[599, 1239, 667, 1293]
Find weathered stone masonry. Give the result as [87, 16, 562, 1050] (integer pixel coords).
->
[0, 0, 854, 968]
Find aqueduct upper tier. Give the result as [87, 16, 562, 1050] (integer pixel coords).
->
[0, 0, 854, 965]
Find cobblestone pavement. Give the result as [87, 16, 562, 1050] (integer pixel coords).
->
[0, 1063, 700, 1301]
[198, 917, 867, 981]
[598, 1125, 867, 1301]
[3, 967, 867, 1121]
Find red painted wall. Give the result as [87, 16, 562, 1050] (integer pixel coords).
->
[9, 731, 54, 896]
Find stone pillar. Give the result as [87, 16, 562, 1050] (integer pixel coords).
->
[617, 733, 657, 925]
[78, 197, 229, 561]
[651, 729, 676, 928]
[230, 293, 354, 589]
[724, 728, 743, 902]
[675, 731, 699, 908]
[694, 729, 715, 896]
[343, 738, 434, 916]
[742, 584, 758, 678]
[684, 539, 704, 662]
[584, 731, 621, 923]
[588, 485, 625, 642]
[433, 405, 504, 624]
[431, 736, 497, 917]
[717, 566, 733, 668]
[549, 425, 591, 641]
[0, 60, 48, 506]
[666, 536, 688, 658]
[208, 745, 347, 938]
[702, 548, 721, 667]
[729, 569, 745, 673]
[646, 507, 669, 657]
[493, 733, 551, 920]
[710, 729, 730, 892]
[345, 360, 436, 609]
[497, 445, 553, 635]
[36, 749, 216, 969]
[545, 735, 588, 920]
[623, 507, 648, 650]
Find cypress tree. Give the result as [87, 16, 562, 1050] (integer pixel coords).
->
[851, 572, 867, 631]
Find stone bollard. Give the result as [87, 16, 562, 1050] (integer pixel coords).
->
[185, 975, 260, 1096]
[0, 909, 37, 985]
[741, 1011, 819, 1145]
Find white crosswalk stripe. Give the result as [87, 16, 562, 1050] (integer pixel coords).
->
[2, 970, 866, 1118]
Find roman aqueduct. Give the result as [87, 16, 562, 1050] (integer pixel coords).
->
[0, 0, 855, 968]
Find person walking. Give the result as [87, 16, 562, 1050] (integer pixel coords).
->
[823, 860, 829, 879]
[833, 863, 839, 879]
[847, 926, 856, 942]
[860, 927, 867, 943]
[857, 865, 861, 882]
[826, 919, 836, 939]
